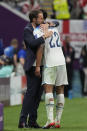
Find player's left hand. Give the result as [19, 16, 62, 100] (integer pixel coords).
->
[35, 66, 41, 77]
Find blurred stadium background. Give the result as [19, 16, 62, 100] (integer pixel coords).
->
[0, 0, 87, 131]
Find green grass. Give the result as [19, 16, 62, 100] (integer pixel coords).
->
[4, 98, 87, 131]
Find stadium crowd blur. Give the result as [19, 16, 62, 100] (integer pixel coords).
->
[0, 36, 87, 97]
[0, 39, 26, 77]
[1, 0, 87, 19]
[0, 0, 87, 97]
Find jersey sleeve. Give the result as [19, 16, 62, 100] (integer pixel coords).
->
[18, 50, 26, 59]
[33, 27, 44, 39]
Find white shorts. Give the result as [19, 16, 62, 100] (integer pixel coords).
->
[42, 65, 68, 86]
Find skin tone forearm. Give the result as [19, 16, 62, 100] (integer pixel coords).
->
[35, 45, 44, 77]
[36, 45, 44, 67]
[13, 54, 18, 66]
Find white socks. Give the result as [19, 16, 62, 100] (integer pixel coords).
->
[45, 93, 54, 123]
[45, 93, 65, 124]
[55, 94, 65, 122]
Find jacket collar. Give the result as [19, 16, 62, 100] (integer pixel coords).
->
[25, 22, 34, 32]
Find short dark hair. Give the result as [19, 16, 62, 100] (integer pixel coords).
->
[29, 10, 42, 23]
[39, 9, 47, 20]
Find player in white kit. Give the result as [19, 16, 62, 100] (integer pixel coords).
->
[33, 24, 68, 129]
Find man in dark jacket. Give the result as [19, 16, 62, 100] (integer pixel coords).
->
[18, 10, 53, 128]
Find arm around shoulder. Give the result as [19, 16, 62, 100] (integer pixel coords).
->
[24, 28, 45, 48]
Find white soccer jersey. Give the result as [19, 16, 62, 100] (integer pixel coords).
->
[33, 26, 66, 67]
[33, 26, 44, 39]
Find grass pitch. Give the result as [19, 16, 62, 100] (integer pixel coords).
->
[4, 98, 87, 131]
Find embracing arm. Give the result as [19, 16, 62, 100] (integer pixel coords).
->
[45, 21, 59, 27]
[24, 28, 45, 49]
[24, 28, 53, 49]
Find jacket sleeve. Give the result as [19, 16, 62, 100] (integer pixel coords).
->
[24, 28, 45, 49]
